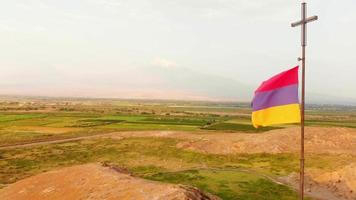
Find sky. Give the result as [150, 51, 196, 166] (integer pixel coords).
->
[1, 0, 356, 103]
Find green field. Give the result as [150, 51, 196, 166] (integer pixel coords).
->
[1, 135, 347, 199]
[2, 137, 331, 199]
[1, 98, 355, 147]
[0, 97, 355, 199]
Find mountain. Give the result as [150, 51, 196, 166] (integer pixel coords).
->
[144, 66, 253, 101]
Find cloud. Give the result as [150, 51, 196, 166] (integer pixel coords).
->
[151, 58, 179, 69]
[89, 0, 122, 7]
[199, 7, 231, 19]
[0, 24, 15, 31]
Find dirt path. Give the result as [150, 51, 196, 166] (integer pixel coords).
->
[0, 132, 116, 150]
[108, 127, 356, 155]
[2, 127, 356, 155]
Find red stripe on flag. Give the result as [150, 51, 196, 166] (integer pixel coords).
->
[255, 66, 299, 93]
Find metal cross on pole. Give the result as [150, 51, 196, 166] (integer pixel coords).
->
[291, 2, 318, 200]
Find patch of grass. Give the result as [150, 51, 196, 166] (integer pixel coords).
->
[70, 119, 125, 127]
[0, 131, 52, 146]
[0, 114, 46, 123]
[140, 117, 212, 126]
[0, 137, 338, 199]
[203, 122, 281, 133]
[305, 119, 356, 128]
[103, 123, 199, 131]
[306, 154, 356, 171]
[130, 165, 168, 176]
[99, 115, 147, 122]
[0, 113, 219, 145]
[146, 169, 299, 200]
[0, 138, 299, 185]
[0, 127, 113, 146]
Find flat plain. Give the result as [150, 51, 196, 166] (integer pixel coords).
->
[0, 96, 355, 200]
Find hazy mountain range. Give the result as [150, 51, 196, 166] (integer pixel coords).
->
[2, 64, 355, 106]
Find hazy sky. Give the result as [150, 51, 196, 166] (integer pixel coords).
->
[1, 0, 355, 101]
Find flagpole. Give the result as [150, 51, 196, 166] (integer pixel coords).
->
[291, 2, 318, 200]
[300, 3, 306, 200]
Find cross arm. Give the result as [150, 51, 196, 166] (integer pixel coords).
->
[291, 15, 318, 27]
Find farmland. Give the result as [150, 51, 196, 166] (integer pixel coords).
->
[0, 96, 355, 199]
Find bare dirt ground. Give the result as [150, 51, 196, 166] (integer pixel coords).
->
[0, 132, 115, 149]
[107, 127, 356, 200]
[108, 127, 356, 155]
[1, 127, 355, 200]
[279, 163, 356, 200]
[3, 127, 355, 155]
[0, 163, 220, 200]
[189, 126, 355, 155]
[7, 126, 81, 134]
[309, 163, 356, 200]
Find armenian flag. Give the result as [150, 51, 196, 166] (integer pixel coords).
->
[252, 66, 301, 128]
